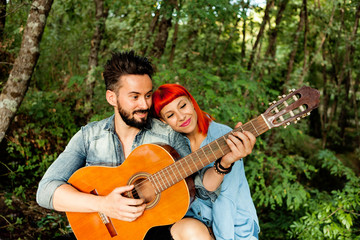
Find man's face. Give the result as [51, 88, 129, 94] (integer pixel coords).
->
[115, 74, 153, 129]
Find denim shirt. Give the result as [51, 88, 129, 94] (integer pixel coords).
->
[36, 115, 191, 209]
[185, 121, 260, 240]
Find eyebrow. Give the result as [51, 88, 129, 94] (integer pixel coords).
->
[163, 99, 185, 115]
[128, 89, 153, 95]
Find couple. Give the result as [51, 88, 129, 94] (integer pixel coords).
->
[36, 51, 259, 240]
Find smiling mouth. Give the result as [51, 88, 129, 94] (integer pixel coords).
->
[134, 110, 149, 118]
[180, 118, 191, 127]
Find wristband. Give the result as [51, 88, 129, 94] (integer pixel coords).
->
[214, 159, 234, 175]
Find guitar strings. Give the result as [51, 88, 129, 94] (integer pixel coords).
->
[128, 120, 271, 198]
[127, 94, 303, 198]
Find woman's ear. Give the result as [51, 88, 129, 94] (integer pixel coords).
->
[106, 90, 117, 107]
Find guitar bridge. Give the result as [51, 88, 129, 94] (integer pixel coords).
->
[90, 189, 118, 238]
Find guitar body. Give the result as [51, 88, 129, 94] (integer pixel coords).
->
[66, 143, 190, 240]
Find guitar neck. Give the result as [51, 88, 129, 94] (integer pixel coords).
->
[149, 115, 269, 194]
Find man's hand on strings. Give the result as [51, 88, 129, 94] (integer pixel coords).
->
[99, 185, 146, 222]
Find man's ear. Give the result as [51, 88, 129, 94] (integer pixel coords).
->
[106, 90, 117, 107]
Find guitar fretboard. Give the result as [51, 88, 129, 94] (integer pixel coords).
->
[148, 115, 269, 194]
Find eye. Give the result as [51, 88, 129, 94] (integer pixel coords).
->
[166, 113, 174, 119]
[146, 93, 152, 99]
[180, 103, 186, 109]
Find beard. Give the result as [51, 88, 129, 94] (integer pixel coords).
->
[117, 103, 150, 129]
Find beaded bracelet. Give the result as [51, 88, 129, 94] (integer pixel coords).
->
[214, 159, 234, 175]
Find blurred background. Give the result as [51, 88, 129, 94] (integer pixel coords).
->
[0, 0, 359, 239]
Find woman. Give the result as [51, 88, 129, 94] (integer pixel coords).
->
[152, 84, 260, 240]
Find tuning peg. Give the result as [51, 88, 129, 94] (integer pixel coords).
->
[269, 100, 277, 105]
[294, 117, 301, 123]
[307, 112, 311, 116]
[278, 95, 282, 99]
[282, 94, 286, 98]
[283, 122, 291, 128]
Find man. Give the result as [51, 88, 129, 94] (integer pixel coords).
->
[36, 51, 191, 239]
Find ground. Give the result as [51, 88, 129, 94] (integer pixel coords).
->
[0, 190, 69, 239]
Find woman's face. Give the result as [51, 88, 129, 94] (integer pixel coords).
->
[159, 96, 198, 135]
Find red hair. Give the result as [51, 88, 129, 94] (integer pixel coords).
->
[152, 84, 213, 135]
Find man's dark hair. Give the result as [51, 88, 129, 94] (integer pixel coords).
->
[103, 50, 154, 91]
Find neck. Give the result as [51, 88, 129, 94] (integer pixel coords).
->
[185, 126, 206, 151]
[114, 112, 141, 141]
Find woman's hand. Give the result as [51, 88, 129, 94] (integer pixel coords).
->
[220, 122, 256, 168]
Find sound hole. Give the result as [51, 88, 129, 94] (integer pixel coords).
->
[128, 172, 160, 209]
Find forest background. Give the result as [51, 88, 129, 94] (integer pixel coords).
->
[0, 0, 359, 239]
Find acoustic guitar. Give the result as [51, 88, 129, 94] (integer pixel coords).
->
[66, 86, 320, 239]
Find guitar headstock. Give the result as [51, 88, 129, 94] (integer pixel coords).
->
[262, 86, 320, 129]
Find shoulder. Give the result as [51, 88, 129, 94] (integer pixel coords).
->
[148, 118, 176, 134]
[204, 121, 233, 143]
[207, 121, 232, 137]
[80, 115, 114, 135]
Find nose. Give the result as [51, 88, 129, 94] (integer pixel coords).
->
[178, 112, 186, 121]
[139, 97, 150, 109]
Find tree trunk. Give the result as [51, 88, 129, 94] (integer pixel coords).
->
[84, 0, 108, 115]
[0, 0, 54, 143]
[149, 0, 177, 59]
[240, 0, 250, 60]
[338, 2, 360, 145]
[321, 48, 329, 148]
[352, 75, 360, 149]
[299, 0, 308, 86]
[0, 0, 6, 40]
[169, 0, 182, 65]
[298, 3, 335, 84]
[265, 0, 289, 58]
[285, 0, 305, 88]
[258, 0, 289, 82]
[142, 8, 160, 55]
[247, 0, 274, 71]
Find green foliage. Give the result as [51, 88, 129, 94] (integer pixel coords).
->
[154, 63, 265, 126]
[3, 87, 85, 194]
[37, 213, 71, 237]
[1, 0, 360, 239]
[288, 150, 360, 239]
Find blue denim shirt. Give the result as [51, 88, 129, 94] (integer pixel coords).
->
[185, 121, 260, 240]
[36, 115, 191, 209]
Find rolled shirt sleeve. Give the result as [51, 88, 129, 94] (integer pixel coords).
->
[194, 164, 221, 202]
[36, 129, 87, 209]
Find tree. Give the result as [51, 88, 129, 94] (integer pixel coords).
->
[84, 0, 108, 116]
[247, 0, 274, 71]
[0, 0, 6, 40]
[0, 0, 53, 143]
[285, 0, 306, 88]
[149, 0, 178, 59]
